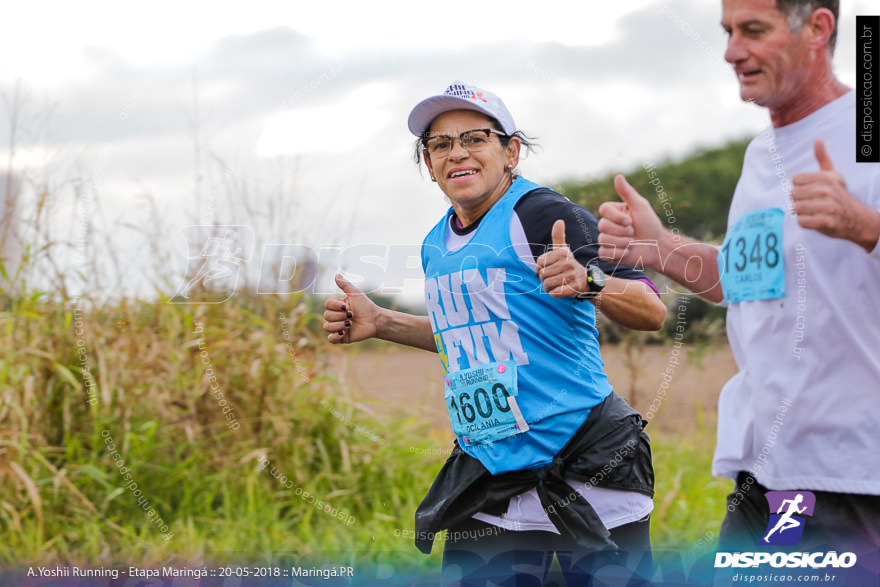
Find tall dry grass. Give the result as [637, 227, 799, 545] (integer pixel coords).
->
[0, 84, 443, 571]
[0, 286, 444, 569]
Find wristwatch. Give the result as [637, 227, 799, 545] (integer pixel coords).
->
[577, 264, 606, 300]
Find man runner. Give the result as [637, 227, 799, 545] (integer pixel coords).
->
[597, 0, 880, 568]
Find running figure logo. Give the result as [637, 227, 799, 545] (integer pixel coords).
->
[761, 491, 816, 546]
[170, 226, 254, 304]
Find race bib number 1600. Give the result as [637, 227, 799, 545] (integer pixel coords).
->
[444, 361, 529, 446]
[719, 208, 785, 303]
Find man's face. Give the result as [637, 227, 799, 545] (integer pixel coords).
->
[722, 0, 812, 110]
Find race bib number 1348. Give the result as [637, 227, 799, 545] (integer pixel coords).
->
[719, 208, 785, 303]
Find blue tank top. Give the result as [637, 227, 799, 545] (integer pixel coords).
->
[421, 177, 613, 474]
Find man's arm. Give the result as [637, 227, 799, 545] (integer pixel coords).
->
[791, 139, 880, 253]
[598, 174, 725, 304]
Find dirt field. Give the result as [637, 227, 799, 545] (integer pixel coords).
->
[323, 342, 738, 438]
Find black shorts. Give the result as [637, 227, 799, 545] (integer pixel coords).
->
[441, 516, 652, 586]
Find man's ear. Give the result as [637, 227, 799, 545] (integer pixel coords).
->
[804, 7, 835, 54]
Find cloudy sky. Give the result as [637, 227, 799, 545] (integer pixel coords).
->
[1, 0, 871, 305]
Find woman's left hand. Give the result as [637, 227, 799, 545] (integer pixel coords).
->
[535, 220, 588, 297]
[537, 219, 666, 330]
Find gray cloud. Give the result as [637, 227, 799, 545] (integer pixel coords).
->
[13, 0, 734, 150]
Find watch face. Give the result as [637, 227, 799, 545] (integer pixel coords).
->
[589, 265, 605, 290]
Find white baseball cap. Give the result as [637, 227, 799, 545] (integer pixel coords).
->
[407, 81, 517, 137]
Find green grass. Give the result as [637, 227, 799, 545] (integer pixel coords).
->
[651, 429, 729, 556]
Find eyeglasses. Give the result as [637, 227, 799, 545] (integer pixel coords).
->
[422, 128, 507, 158]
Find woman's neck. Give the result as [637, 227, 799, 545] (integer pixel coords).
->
[452, 177, 514, 228]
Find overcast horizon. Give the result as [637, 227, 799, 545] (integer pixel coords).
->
[1, 0, 872, 307]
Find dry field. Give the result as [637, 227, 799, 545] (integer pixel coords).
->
[323, 342, 738, 440]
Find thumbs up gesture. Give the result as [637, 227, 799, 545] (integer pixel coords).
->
[323, 274, 380, 343]
[791, 139, 880, 251]
[536, 219, 592, 298]
[597, 174, 668, 271]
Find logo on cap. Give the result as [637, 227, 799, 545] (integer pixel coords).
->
[444, 83, 488, 103]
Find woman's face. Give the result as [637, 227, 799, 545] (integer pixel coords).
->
[423, 110, 519, 215]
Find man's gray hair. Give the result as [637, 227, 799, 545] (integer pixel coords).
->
[776, 0, 839, 54]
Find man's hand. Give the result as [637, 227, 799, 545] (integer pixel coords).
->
[599, 173, 725, 302]
[597, 174, 669, 271]
[536, 220, 590, 298]
[792, 139, 880, 252]
[322, 274, 381, 344]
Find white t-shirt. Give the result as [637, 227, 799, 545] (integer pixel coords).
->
[473, 483, 653, 533]
[715, 91, 880, 494]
